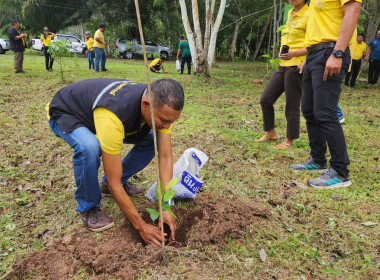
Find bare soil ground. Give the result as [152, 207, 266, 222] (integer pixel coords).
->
[5, 194, 270, 280]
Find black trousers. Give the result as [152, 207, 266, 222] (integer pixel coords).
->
[43, 47, 54, 70]
[181, 56, 191, 74]
[344, 59, 361, 87]
[368, 58, 380, 84]
[260, 66, 302, 139]
[302, 47, 351, 177]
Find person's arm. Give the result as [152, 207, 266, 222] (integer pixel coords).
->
[364, 45, 372, 61]
[50, 33, 56, 38]
[280, 48, 307, 60]
[95, 33, 107, 46]
[177, 42, 182, 59]
[156, 132, 176, 241]
[102, 152, 164, 245]
[162, 65, 167, 73]
[323, 0, 361, 81]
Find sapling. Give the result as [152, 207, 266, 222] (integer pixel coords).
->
[48, 40, 72, 81]
[146, 177, 179, 222]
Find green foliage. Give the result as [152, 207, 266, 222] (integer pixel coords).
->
[48, 40, 72, 81]
[145, 177, 179, 222]
[260, 54, 280, 72]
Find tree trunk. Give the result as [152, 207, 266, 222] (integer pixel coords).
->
[365, 0, 380, 43]
[230, 20, 240, 60]
[207, 0, 226, 67]
[179, 0, 199, 72]
[252, 13, 272, 61]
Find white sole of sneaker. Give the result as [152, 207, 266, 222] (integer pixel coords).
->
[309, 180, 352, 189]
[291, 168, 327, 173]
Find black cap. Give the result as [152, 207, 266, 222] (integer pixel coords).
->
[99, 23, 106, 28]
[160, 55, 166, 61]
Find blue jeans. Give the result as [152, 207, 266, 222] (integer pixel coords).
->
[94, 47, 106, 71]
[48, 120, 155, 213]
[88, 50, 95, 69]
[337, 104, 343, 119]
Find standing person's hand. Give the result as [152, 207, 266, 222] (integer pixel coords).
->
[158, 211, 176, 241]
[22, 33, 28, 38]
[137, 222, 166, 246]
[323, 55, 342, 81]
[279, 51, 296, 60]
[103, 42, 107, 46]
[298, 60, 306, 74]
[364, 56, 369, 61]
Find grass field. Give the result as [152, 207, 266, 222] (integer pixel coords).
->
[0, 50, 379, 279]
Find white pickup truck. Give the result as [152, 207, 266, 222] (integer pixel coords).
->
[32, 34, 85, 54]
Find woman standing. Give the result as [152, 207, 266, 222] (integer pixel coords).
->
[85, 31, 95, 70]
[176, 35, 192, 75]
[41, 27, 56, 72]
[257, 0, 308, 149]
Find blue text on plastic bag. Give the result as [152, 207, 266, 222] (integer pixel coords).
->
[181, 171, 202, 194]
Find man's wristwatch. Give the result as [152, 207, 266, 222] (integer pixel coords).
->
[332, 49, 344, 58]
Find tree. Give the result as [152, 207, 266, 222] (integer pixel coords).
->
[364, 0, 380, 42]
[179, 0, 227, 76]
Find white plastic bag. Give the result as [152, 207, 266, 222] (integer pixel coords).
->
[176, 59, 181, 72]
[145, 148, 208, 201]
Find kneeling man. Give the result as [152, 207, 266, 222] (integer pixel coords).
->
[46, 78, 184, 246]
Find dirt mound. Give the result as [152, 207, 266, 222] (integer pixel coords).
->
[5, 195, 270, 280]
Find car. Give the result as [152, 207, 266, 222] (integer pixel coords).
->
[115, 38, 173, 60]
[32, 34, 86, 54]
[0, 38, 11, 54]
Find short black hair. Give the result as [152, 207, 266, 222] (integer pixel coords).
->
[357, 34, 365, 39]
[99, 23, 106, 28]
[179, 35, 184, 40]
[11, 20, 18, 26]
[149, 79, 184, 111]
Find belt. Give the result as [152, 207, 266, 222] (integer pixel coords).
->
[307, 42, 336, 55]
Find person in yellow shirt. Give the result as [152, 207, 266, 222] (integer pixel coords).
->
[84, 31, 95, 70]
[344, 34, 366, 87]
[94, 23, 107, 72]
[47, 78, 184, 245]
[41, 27, 56, 72]
[257, 0, 308, 149]
[290, 0, 362, 189]
[149, 56, 167, 73]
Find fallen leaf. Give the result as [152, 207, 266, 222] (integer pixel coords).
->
[291, 180, 308, 189]
[259, 248, 267, 262]
[361, 221, 377, 227]
[252, 79, 263, 84]
[248, 158, 256, 165]
[331, 194, 344, 201]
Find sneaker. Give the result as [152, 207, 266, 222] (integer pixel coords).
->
[101, 69, 108, 72]
[308, 168, 351, 189]
[80, 207, 114, 232]
[339, 116, 345, 123]
[100, 181, 145, 196]
[289, 156, 327, 172]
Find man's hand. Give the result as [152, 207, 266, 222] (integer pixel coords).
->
[364, 56, 369, 62]
[163, 71, 168, 74]
[323, 55, 342, 81]
[103, 42, 107, 46]
[298, 60, 306, 74]
[22, 33, 27, 38]
[138, 222, 165, 246]
[158, 211, 176, 241]
[280, 51, 296, 60]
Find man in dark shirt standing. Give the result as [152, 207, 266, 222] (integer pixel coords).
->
[8, 20, 27, 73]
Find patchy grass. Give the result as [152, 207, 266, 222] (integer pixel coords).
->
[0, 49, 379, 279]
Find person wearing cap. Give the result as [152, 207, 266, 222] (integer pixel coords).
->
[8, 20, 27, 74]
[94, 23, 107, 72]
[85, 31, 95, 70]
[176, 35, 191, 75]
[149, 56, 167, 73]
[290, 0, 362, 189]
[46, 78, 184, 245]
[41, 27, 56, 72]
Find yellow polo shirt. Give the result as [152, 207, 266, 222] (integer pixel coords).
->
[93, 29, 105, 49]
[41, 34, 53, 47]
[280, 4, 309, 67]
[305, 0, 362, 48]
[94, 107, 172, 155]
[352, 41, 366, 60]
[86, 37, 94, 51]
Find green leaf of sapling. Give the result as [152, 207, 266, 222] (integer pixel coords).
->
[163, 190, 175, 202]
[146, 208, 160, 222]
[165, 177, 179, 190]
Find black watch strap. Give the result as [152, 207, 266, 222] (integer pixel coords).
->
[332, 49, 344, 58]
